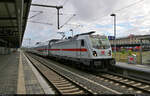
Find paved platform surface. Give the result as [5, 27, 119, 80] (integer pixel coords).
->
[0, 51, 46, 94]
[22, 53, 44, 94]
[116, 62, 150, 73]
[0, 52, 19, 94]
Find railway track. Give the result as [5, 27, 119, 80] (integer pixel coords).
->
[25, 52, 122, 94]
[95, 72, 150, 94]
[25, 52, 150, 94]
[25, 53, 93, 95]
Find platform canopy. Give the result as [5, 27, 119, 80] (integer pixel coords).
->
[0, 0, 31, 48]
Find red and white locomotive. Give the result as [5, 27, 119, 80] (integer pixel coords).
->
[30, 31, 115, 69]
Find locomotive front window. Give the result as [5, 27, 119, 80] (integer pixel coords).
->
[90, 36, 110, 49]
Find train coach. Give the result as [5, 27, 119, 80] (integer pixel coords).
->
[30, 31, 116, 70]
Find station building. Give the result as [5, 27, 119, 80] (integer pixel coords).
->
[110, 34, 150, 51]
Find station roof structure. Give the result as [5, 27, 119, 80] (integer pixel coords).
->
[0, 0, 31, 48]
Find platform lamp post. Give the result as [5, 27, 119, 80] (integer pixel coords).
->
[110, 13, 117, 58]
[140, 39, 143, 64]
[70, 29, 73, 37]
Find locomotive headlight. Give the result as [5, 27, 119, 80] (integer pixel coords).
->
[108, 50, 111, 56]
[93, 51, 97, 56]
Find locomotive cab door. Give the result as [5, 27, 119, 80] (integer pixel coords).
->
[48, 42, 51, 56]
[80, 39, 85, 58]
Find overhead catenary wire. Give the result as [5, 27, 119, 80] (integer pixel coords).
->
[114, 0, 145, 13]
[57, 0, 69, 6]
[29, 0, 145, 31]
[28, 11, 43, 19]
[58, 0, 145, 31]
[28, 21, 53, 25]
[59, 0, 146, 36]
[27, 10, 57, 27]
[59, 14, 76, 29]
[30, 0, 72, 29]
[62, 0, 69, 6]
[92, 0, 145, 21]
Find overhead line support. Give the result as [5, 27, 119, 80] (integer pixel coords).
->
[31, 4, 63, 29]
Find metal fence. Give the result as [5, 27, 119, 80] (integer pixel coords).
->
[113, 50, 150, 65]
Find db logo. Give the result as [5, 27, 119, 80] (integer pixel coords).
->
[101, 51, 105, 54]
[130, 57, 134, 61]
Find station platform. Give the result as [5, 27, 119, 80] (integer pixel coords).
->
[116, 62, 150, 73]
[0, 50, 53, 94]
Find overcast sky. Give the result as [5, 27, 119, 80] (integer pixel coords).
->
[22, 0, 150, 47]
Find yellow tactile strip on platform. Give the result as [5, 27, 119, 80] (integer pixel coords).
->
[17, 51, 26, 94]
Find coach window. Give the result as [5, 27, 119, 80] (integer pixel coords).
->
[81, 40, 84, 47]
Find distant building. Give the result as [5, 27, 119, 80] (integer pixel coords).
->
[110, 34, 150, 51]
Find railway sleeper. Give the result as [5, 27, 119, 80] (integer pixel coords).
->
[50, 78, 65, 81]
[52, 80, 67, 83]
[124, 81, 135, 84]
[132, 83, 142, 86]
[140, 85, 150, 89]
[111, 77, 122, 80]
[61, 90, 84, 94]
[114, 78, 123, 81]
[59, 88, 80, 93]
[58, 85, 76, 90]
[55, 83, 72, 87]
[53, 81, 70, 85]
[50, 76, 63, 80]
[120, 79, 129, 82]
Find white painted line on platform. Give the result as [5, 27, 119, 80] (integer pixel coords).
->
[23, 52, 55, 94]
[46, 60, 122, 94]
[17, 51, 26, 94]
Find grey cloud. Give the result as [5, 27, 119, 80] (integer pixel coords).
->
[69, 0, 118, 21]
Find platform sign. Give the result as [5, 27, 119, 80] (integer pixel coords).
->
[128, 55, 136, 64]
[108, 36, 115, 40]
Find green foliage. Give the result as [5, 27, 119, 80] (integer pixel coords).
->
[128, 50, 132, 55]
[121, 48, 126, 54]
